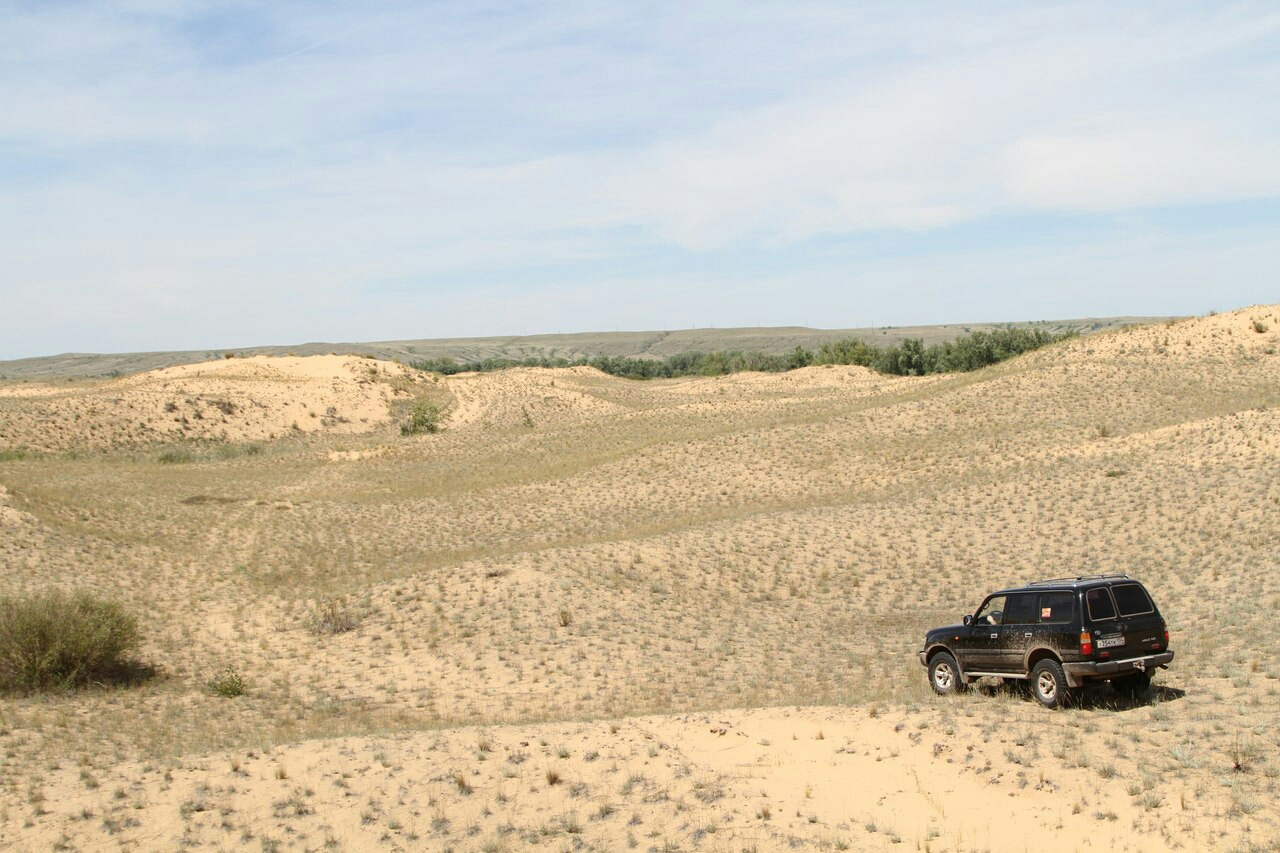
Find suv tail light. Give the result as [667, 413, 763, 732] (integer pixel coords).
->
[1163, 620, 1169, 647]
[1079, 631, 1093, 656]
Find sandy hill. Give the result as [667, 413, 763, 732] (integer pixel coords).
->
[0, 306, 1277, 851]
[0, 354, 432, 453]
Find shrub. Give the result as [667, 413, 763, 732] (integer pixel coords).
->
[0, 590, 141, 693]
[305, 599, 360, 636]
[401, 402, 442, 435]
[207, 667, 246, 698]
[157, 448, 194, 464]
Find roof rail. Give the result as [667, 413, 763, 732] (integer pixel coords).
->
[1026, 573, 1131, 587]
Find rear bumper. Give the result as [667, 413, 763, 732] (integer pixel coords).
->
[1062, 651, 1174, 686]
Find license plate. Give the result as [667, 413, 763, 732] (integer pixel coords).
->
[1098, 635, 1125, 649]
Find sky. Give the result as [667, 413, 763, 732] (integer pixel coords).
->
[1, 0, 1278, 360]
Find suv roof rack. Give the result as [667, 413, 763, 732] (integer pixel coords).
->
[1025, 573, 1131, 587]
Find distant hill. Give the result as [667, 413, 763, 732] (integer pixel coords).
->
[0, 316, 1179, 380]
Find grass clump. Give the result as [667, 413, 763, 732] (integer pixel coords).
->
[0, 590, 141, 693]
[305, 599, 361, 636]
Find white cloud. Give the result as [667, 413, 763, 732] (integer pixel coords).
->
[606, 3, 1280, 248]
[1005, 125, 1280, 212]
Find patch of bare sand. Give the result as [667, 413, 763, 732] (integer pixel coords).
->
[0, 355, 426, 452]
[7, 705, 1237, 852]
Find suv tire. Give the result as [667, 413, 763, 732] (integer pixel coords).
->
[1031, 659, 1068, 709]
[928, 652, 966, 696]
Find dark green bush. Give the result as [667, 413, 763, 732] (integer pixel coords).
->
[0, 590, 141, 693]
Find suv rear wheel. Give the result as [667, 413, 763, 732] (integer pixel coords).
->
[928, 652, 966, 696]
[1031, 659, 1069, 709]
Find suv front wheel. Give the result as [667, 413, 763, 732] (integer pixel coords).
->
[928, 652, 966, 696]
[1031, 659, 1069, 709]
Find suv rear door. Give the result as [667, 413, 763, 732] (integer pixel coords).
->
[1020, 589, 1076, 665]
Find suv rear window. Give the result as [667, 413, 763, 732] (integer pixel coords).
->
[1085, 587, 1116, 621]
[1037, 591, 1073, 624]
[1111, 583, 1154, 617]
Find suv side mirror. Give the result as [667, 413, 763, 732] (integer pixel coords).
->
[963, 614, 973, 626]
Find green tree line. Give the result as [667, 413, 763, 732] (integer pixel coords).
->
[410, 327, 1074, 380]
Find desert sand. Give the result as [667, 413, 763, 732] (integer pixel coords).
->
[1, 306, 1278, 851]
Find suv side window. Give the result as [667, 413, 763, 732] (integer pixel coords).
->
[1002, 593, 1037, 625]
[1038, 591, 1073, 624]
[1085, 587, 1117, 621]
[1111, 583, 1154, 617]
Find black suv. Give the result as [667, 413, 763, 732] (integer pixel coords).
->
[918, 575, 1173, 708]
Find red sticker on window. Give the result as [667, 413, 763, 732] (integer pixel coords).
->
[1041, 607, 1052, 618]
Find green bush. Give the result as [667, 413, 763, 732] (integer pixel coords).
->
[401, 402, 443, 435]
[207, 667, 246, 698]
[0, 590, 141, 693]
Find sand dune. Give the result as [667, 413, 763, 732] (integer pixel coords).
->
[1, 306, 1278, 851]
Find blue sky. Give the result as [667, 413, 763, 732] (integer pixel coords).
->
[2, 1, 1278, 359]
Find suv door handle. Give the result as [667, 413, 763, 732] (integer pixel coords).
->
[1024, 632, 1032, 637]
[989, 633, 997, 639]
